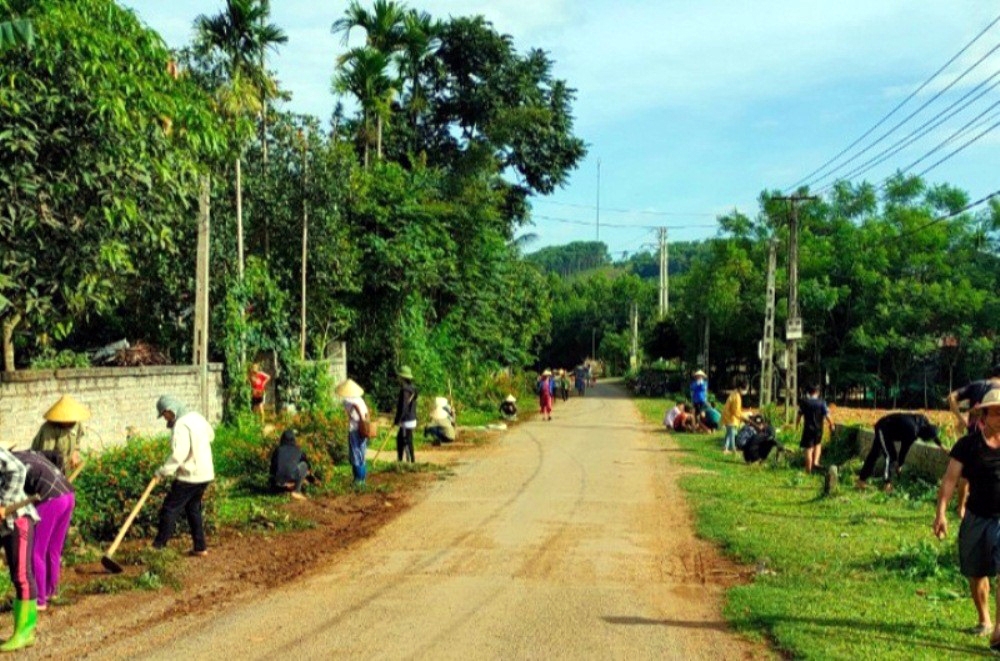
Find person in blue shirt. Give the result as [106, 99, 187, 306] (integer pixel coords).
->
[690, 370, 709, 420]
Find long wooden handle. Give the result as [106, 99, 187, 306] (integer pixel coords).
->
[105, 476, 159, 558]
[67, 460, 87, 483]
[2, 496, 39, 515]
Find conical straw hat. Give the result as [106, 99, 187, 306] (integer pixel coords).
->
[504, 394, 517, 403]
[43, 395, 91, 423]
[434, 396, 449, 408]
[335, 379, 364, 398]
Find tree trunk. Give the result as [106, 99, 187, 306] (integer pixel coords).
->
[2, 313, 21, 373]
[261, 92, 270, 259]
[236, 156, 244, 280]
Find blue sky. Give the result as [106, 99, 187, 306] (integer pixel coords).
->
[122, 1, 1000, 258]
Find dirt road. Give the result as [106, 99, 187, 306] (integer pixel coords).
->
[96, 383, 767, 659]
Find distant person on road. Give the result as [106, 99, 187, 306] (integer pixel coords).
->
[31, 395, 88, 472]
[856, 413, 941, 492]
[537, 370, 554, 421]
[269, 430, 312, 500]
[559, 370, 571, 402]
[248, 363, 271, 423]
[394, 367, 418, 463]
[338, 379, 369, 484]
[690, 370, 709, 420]
[152, 395, 215, 557]
[500, 395, 518, 421]
[796, 384, 834, 474]
[934, 389, 1000, 648]
[0, 444, 40, 652]
[574, 366, 587, 397]
[12, 450, 74, 613]
[722, 378, 749, 454]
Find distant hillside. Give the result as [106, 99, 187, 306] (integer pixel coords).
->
[526, 241, 610, 277]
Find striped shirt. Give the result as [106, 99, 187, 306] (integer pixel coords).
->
[13, 451, 73, 502]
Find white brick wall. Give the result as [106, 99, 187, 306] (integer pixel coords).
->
[0, 365, 224, 451]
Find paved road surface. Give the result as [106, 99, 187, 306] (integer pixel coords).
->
[103, 383, 764, 660]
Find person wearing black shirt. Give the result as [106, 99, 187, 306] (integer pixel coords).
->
[394, 366, 418, 463]
[269, 430, 312, 500]
[796, 385, 835, 474]
[935, 389, 1000, 649]
[856, 413, 941, 491]
[946, 366, 1000, 518]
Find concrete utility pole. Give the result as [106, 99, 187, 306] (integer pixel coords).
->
[658, 227, 669, 317]
[703, 317, 710, 374]
[760, 238, 778, 407]
[630, 302, 639, 370]
[596, 159, 601, 242]
[194, 176, 211, 415]
[774, 195, 817, 422]
[299, 130, 309, 361]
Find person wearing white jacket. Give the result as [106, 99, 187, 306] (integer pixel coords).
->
[152, 395, 215, 556]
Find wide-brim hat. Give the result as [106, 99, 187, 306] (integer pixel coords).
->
[44, 395, 91, 423]
[693, 370, 707, 378]
[975, 389, 1000, 410]
[397, 365, 414, 380]
[434, 396, 449, 408]
[430, 407, 450, 421]
[335, 379, 364, 398]
[505, 394, 516, 403]
[542, 369, 552, 376]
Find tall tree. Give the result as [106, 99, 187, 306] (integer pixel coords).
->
[334, 47, 396, 167]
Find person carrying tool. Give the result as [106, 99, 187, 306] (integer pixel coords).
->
[0, 444, 39, 651]
[31, 395, 88, 472]
[269, 430, 312, 500]
[152, 395, 215, 557]
[393, 367, 418, 463]
[12, 451, 73, 612]
[856, 413, 941, 492]
[337, 379, 370, 484]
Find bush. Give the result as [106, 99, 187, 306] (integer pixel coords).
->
[29, 348, 91, 369]
[74, 436, 219, 543]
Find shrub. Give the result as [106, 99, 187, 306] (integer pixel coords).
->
[74, 436, 218, 543]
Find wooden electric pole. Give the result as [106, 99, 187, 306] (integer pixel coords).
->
[658, 227, 669, 318]
[774, 195, 817, 422]
[760, 238, 777, 407]
[194, 176, 211, 415]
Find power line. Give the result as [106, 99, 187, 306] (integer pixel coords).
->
[814, 68, 1000, 193]
[531, 213, 719, 231]
[869, 187, 1000, 249]
[532, 199, 717, 217]
[785, 12, 1000, 192]
[801, 39, 1000, 190]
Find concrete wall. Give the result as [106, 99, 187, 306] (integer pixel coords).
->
[0, 365, 224, 451]
[856, 428, 949, 480]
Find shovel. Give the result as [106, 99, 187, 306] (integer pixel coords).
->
[101, 475, 159, 574]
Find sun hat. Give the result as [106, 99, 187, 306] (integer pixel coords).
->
[430, 407, 450, 421]
[155, 395, 188, 419]
[335, 379, 364, 398]
[693, 370, 707, 378]
[43, 395, 91, 423]
[542, 369, 552, 376]
[434, 396, 449, 408]
[504, 394, 516, 403]
[975, 389, 1000, 410]
[397, 365, 414, 380]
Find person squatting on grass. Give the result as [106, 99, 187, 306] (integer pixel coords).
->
[269, 430, 312, 500]
[500, 395, 518, 421]
[796, 384, 834, 474]
[934, 389, 1000, 650]
[394, 366, 418, 462]
[338, 379, 369, 484]
[855, 413, 941, 492]
[0, 444, 40, 652]
[12, 451, 74, 612]
[152, 395, 215, 557]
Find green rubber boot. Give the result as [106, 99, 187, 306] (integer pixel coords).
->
[0, 599, 36, 652]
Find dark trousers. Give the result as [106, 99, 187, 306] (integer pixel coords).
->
[3, 517, 36, 601]
[858, 429, 910, 483]
[154, 480, 210, 552]
[397, 427, 415, 462]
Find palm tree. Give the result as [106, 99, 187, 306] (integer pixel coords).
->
[334, 47, 396, 167]
[331, 0, 407, 53]
[194, 0, 287, 277]
[396, 10, 439, 142]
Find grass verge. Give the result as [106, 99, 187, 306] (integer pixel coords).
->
[633, 397, 986, 660]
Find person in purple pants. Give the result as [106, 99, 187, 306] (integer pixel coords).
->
[13, 451, 74, 611]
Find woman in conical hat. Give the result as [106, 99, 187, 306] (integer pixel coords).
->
[32, 396, 89, 472]
[500, 395, 518, 420]
[336, 379, 368, 484]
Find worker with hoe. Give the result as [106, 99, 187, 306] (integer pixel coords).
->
[152, 395, 215, 557]
[0, 442, 40, 651]
[935, 389, 1000, 649]
[855, 412, 941, 492]
[31, 394, 87, 472]
[394, 366, 418, 463]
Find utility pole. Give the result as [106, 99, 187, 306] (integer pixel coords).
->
[773, 195, 817, 422]
[630, 302, 639, 370]
[658, 227, 669, 317]
[193, 176, 211, 416]
[596, 158, 601, 241]
[760, 238, 777, 407]
[299, 129, 309, 361]
[591, 328, 596, 360]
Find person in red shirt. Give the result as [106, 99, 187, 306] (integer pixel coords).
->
[248, 363, 271, 423]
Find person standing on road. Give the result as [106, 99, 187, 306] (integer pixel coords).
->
[856, 413, 941, 492]
[934, 389, 1000, 648]
[394, 367, 418, 462]
[338, 379, 369, 484]
[31, 395, 88, 472]
[152, 395, 214, 557]
[559, 370, 571, 402]
[722, 378, 748, 454]
[574, 366, 587, 397]
[690, 370, 709, 421]
[0, 444, 39, 652]
[12, 451, 74, 612]
[537, 370, 554, 421]
[796, 384, 834, 474]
